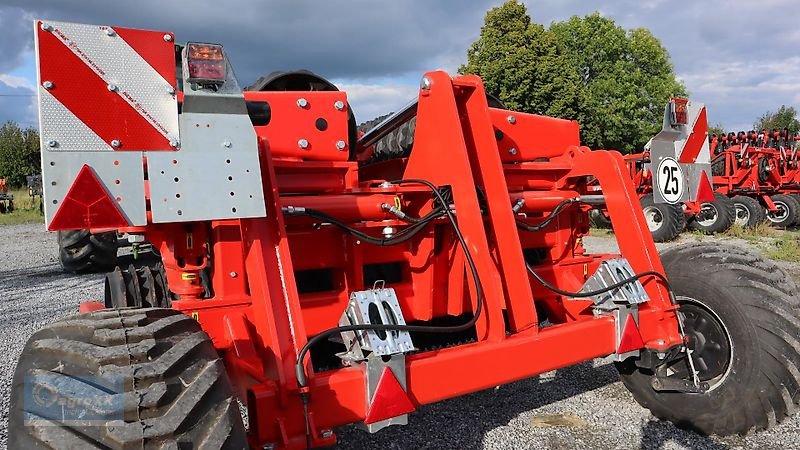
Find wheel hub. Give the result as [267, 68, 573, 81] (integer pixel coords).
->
[767, 201, 789, 223]
[695, 203, 718, 226]
[643, 206, 663, 231]
[667, 298, 732, 390]
[734, 204, 750, 227]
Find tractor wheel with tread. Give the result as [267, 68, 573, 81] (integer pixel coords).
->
[731, 195, 766, 228]
[640, 194, 685, 242]
[688, 192, 735, 234]
[767, 194, 800, 228]
[105, 263, 172, 309]
[9, 307, 247, 449]
[58, 229, 118, 273]
[617, 243, 800, 436]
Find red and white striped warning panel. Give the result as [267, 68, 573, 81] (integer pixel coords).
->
[35, 20, 179, 229]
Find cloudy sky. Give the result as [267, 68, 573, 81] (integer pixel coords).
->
[1, 0, 798, 134]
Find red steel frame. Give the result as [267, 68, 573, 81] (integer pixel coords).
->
[709, 135, 784, 211]
[74, 72, 683, 448]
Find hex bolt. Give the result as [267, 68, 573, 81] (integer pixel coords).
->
[229, 271, 238, 278]
[420, 76, 432, 90]
[43, 81, 54, 90]
[334, 100, 345, 111]
[163, 34, 173, 42]
[40, 23, 53, 32]
[336, 140, 347, 151]
[296, 98, 308, 108]
[298, 139, 309, 149]
[169, 139, 179, 148]
[507, 115, 516, 124]
[107, 84, 118, 92]
[222, 140, 232, 148]
[106, 28, 116, 37]
[111, 139, 121, 148]
[47, 140, 58, 148]
[508, 147, 518, 155]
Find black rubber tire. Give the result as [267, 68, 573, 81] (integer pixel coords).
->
[588, 208, 612, 229]
[0, 202, 6, 214]
[58, 230, 118, 273]
[617, 243, 800, 436]
[640, 194, 685, 242]
[105, 263, 171, 309]
[731, 195, 766, 228]
[768, 194, 800, 228]
[9, 308, 247, 448]
[688, 192, 735, 234]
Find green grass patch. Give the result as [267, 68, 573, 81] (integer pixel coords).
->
[764, 234, 800, 262]
[0, 188, 44, 225]
[723, 222, 776, 242]
[588, 227, 614, 237]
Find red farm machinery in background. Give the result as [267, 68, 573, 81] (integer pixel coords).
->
[0, 178, 14, 214]
[709, 129, 800, 228]
[10, 20, 800, 449]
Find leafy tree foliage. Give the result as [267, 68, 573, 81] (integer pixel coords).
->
[460, 2, 686, 152]
[0, 121, 41, 187]
[753, 105, 800, 134]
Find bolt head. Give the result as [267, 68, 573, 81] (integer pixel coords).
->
[167, 86, 176, 95]
[47, 140, 58, 148]
[336, 140, 347, 151]
[163, 34, 173, 42]
[296, 98, 308, 108]
[105, 28, 116, 37]
[507, 115, 516, 124]
[111, 139, 121, 148]
[321, 429, 334, 439]
[107, 84, 118, 92]
[40, 23, 53, 32]
[43, 81, 54, 90]
[298, 139, 309, 149]
[222, 140, 232, 148]
[334, 100, 345, 111]
[229, 271, 238, 278]
[420, 76, 432, 90]
[169, 139, 179, 148]
[508, 147, 518, 156]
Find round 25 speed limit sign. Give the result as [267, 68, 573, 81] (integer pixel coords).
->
[656, 157, 684, 204]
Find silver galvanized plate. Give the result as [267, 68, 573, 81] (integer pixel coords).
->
[41, 151, 147, 226]
[147, 112, 266, 223]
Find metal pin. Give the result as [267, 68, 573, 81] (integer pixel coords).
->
[163, 34, 173, 42]
[111, 140, 121, 148]
[296, 98, 308, 108]
[336, 140, 346, 151]
[298, 139, 309, 149]
[43, 81, 54, 90]
[334, 100, 345, 111]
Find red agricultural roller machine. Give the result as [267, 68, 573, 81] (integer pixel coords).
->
[710, 129, 800, 228]
[0, 178, 14, 214]
[11, 20, 800, 449]
[589, 100, 728, 242]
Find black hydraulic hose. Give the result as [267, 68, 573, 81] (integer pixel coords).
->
[525, 262, 676, 304]
[294, 179, 484, 389]
[515, 198, 578, 232]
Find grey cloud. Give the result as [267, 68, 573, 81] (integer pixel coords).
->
[0, 81, 37, 128]
[0, 7, 34, 73]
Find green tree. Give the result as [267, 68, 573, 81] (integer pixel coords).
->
[708, 122, 725, 137]
[753, 105, 800, 134]
[0, 121, 41, 187]
[458, 1, 579, 119]
[460, 3, 687, 152]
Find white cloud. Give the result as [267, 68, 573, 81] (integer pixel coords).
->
[0, 73, 33, 90]
[333, 80, 419, 124]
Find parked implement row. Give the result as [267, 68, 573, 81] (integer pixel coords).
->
[11, 21, 800, 449]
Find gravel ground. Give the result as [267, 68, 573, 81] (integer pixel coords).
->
[2, 223, 800, 449]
